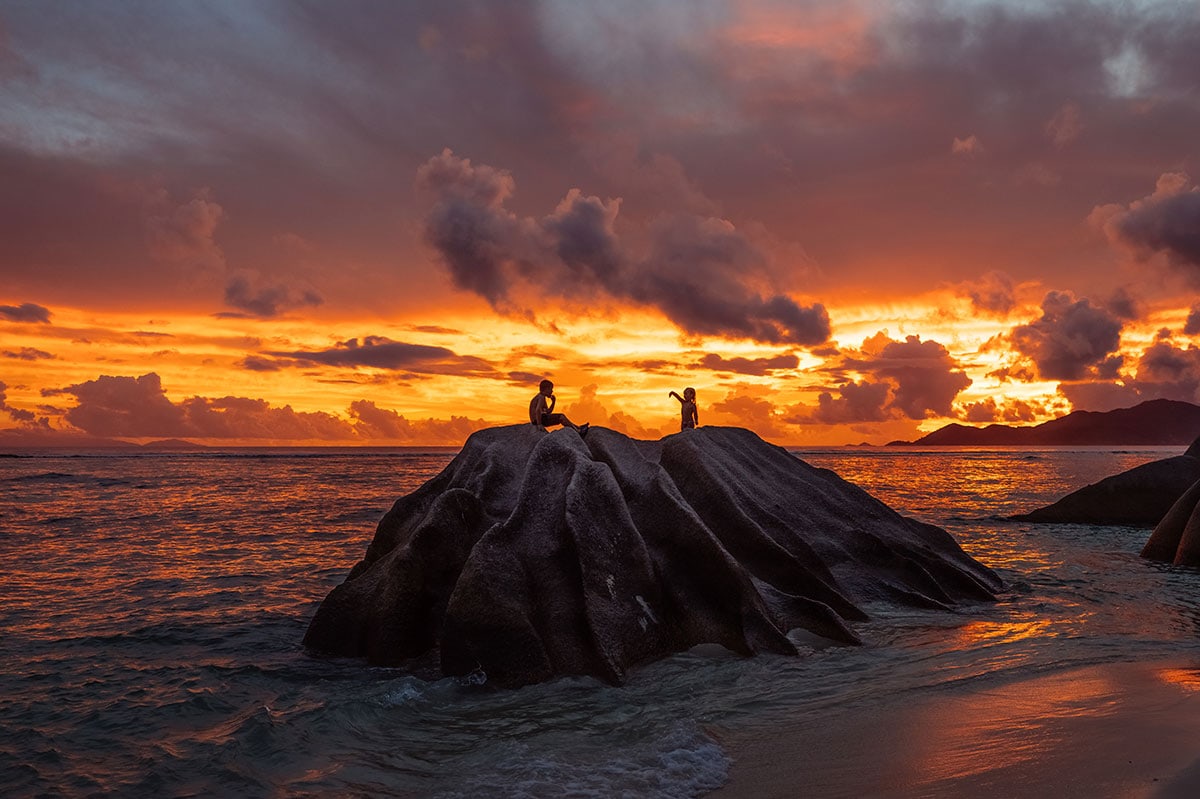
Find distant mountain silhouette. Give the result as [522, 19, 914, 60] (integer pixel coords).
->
[140, 438, 208, 450]
[890, 399, 1200, 447]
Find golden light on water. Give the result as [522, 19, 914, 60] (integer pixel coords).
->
[952, 618, 1054, 646]
[1156, 667, 1200, 692]
[895, 669, 1122, 785]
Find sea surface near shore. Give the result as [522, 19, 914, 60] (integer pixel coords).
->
[3, 444, 1199, 797]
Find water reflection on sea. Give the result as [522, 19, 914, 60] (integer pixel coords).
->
[2, 445, 1199, 797]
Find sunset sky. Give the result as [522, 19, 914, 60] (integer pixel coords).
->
[2, 0, 1199, 446]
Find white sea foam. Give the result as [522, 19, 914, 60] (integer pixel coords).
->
[380, 677, 427, 705]
[635, 594, 659, 624]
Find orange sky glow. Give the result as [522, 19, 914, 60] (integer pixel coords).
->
[2, 1, 1199, 447]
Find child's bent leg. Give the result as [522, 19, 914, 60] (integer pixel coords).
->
[561, 415, 589, 435]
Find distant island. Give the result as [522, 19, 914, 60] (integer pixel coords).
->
[890, 399, 1200, 447]
[139, 438, 209, 450]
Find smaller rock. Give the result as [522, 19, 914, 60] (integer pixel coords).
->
[1141, 478, 1200, 566]
[1012, 437, 1200, 526]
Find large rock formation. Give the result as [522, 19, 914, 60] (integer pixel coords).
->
[304, 425, 1001, 687]
[1012, 438, 1200, 526]
[1141, 478, 1200, 566]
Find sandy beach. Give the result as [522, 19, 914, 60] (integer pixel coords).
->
[711, 659, 1200, 798]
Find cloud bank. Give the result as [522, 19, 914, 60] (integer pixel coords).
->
[43, 373, 490, 443]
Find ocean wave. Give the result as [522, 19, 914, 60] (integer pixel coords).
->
[2, 471, 77, 482]
[433, 723, 729, 799]
[1, 471, 138, 488]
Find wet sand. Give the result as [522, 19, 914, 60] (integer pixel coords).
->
[710, 660, 1200, 798]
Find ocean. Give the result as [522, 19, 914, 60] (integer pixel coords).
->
[2, 445, 1199, 797]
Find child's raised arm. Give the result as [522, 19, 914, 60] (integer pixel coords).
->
[669, 391, 683, 403]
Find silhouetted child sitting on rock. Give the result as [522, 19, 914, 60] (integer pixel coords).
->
[669, 387, 698, 431]
[529, 379, 589, 435]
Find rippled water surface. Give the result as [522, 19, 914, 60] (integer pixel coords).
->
[2, 445, 1199, 797]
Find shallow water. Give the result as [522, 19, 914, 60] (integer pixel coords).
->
[2, 445, 1198, 797]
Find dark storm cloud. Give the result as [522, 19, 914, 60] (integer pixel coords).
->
[813, 333, 971, 423]
[1130, 341, 1200, 403]
[631, 359, 676, 372]
[1138, 340, 1200, 382]
[1104, 287, 1140, 321]
[1186, 305, 1200, 336]
[0, 301, 52, 323]
[238, 355, 284, 372]
[698, 352, 799, 376]
[222, 270, 323, 318]
[1091, 173, 1200, 277]
[417, 150, 830, 346]
[1058, 339, 1200, 411]
[1009, 291, 1123, 381]
[415, 150, 533, 309]
[1056, 380, 1139, 412]
[0, 380, 36, 423]
[636, 215, 830, 345]
[542, 189, 625, 293]
[3, 347, 53, 360]
[262, 335, 499, 377]
[957, 271, 1017, 316]
[506, 371, 544, 385]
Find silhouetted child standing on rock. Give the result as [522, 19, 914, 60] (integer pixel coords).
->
[670, 387, 698, 431]
[529, 379, 589, 435]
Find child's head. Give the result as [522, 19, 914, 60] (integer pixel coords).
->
[683, 387, 695, 400]
[539, 379, 554, 395]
